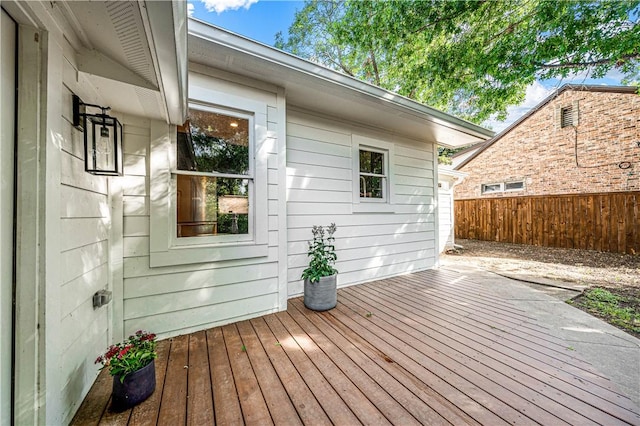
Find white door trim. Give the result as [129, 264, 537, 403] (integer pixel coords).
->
[13, 22, 46, 426]
[1, 8, 17, 425]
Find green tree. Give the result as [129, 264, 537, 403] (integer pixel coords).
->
[277, 0, 640, 123]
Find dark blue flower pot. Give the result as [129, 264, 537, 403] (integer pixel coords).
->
[111, 359, 156, 411]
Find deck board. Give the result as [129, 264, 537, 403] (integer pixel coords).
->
[250, 317, 331, 425]
[342, 285, 597, 425]
[235, 320, 302, 426]
[186, 331, 214, 425]
[71, 270, 640, 425]
[157, 334, 188, 425]
[222, 324, 273, 425]
[207, 327, 243, 425]
[263, 313, 360, 425]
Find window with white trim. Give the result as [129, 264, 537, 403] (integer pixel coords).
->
[175, 106, 252, 241]
[504, 180, 525, 191]
[149, 92, 269, 268]
[352, 135, 396, 213]
[481, 180, 525, 194]
[481, 183, 503, 194]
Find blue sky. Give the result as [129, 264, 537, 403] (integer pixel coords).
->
[190, 0, 302, 46]
[189, 0, 628, 132]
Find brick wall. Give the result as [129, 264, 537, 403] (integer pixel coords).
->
[455, 89, 640, 199]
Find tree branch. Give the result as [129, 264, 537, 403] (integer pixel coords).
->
[369, 50, 381, 86]
[537, 54, 639, 69]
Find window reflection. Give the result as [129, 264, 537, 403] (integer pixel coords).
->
[176, 108, 251, 238]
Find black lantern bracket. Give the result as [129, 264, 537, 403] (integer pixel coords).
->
[72, 94, 123, 176]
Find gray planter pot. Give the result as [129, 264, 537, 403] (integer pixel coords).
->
[304, 274, 337, 311]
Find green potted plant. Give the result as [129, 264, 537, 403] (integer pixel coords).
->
[301, 223, 338, 311]
[95, 330, 157, 411]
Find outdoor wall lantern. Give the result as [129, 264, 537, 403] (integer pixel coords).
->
[72, 94, 123, 176]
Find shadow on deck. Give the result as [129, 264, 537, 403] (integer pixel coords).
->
[71, 269, 640, 425]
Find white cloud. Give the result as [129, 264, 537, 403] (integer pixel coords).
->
[483, 81, 553, 133]
[187, 3, 195, 16]
[200, 0, 258, 14]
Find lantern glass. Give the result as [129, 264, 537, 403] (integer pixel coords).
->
[84, 114, 123, 176]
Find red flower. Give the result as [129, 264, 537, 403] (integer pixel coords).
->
[96, 330, 157, 378]
[117, 345, 132, 359]
[105, 345, 119, 360]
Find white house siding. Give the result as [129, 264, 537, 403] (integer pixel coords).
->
[438, 179, 454, 252]
[121, 69, 284, 339]
[54, 36, 113, 424]
[286, 110, 437, 297]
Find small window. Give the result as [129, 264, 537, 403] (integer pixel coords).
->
[505, 180, 525, 191]
[481, 183, 503, 194]
[359, 148, 387, 201]
[560, 106, 574, 128]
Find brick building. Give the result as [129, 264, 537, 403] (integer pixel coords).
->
[454, 85, 639, 199]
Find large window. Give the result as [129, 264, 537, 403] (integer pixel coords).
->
[150, 90, 269, 267]
[175, 106, 253, 239]
[359, 148, 387, 201]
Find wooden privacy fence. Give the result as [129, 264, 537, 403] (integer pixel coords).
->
[455, 192, 640, 255]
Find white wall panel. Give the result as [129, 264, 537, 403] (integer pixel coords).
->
[286, 109, 438, 297]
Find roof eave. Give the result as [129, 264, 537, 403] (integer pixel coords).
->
[188, 18, 493, 144]
[141, 1, 188, 125]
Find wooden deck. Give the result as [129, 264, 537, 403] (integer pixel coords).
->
[72, 269, 640, 425]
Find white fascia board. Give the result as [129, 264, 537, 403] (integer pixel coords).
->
[187, 18, 493, 141]
[141, 1, 188, 125]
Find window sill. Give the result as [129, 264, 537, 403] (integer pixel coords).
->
[352, 203, 397, 214]
[150, 243, 269, 267]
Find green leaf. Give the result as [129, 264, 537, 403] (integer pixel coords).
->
[278, 0, 640, 123]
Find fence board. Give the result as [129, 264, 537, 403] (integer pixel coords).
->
[455, 192, 640, 255]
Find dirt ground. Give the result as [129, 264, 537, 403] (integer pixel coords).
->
[443, 238, 640, 289]
[442, 239, 640, 338]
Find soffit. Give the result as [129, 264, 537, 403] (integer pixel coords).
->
[58, 1, 187, 124]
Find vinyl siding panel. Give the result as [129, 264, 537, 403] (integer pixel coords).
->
[56, 58, 113, 424]
[286, 109, 438, 297]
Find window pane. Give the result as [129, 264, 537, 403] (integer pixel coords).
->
[360, 175, 384, 198]
[177, 175, 249, 237]
[178, 109, 249, 175]
[360, 149, 384, 174]
[505, 181, 524, 191]
[482, 183, 502, 193]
